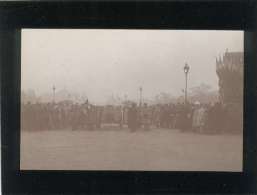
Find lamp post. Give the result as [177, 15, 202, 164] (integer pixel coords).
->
[139, 87, 143, 107]
[53, 85, 56, 103]
[183, 63, 190, 104]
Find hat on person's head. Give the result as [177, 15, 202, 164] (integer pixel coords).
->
[194, 101, 200, 105]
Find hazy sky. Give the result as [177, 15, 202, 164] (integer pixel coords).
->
[21, 29, 243, 103]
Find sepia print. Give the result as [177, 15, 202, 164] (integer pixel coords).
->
[20, 29, 243, 171]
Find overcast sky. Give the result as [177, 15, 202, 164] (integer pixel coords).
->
[21, 29, 243, 104]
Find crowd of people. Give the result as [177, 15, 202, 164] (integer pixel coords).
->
[21, 100, 242, 134]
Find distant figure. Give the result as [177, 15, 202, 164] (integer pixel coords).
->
[160, 105, 169, 128]
[141, 103, 150, 130]
[192, 103, 206, 133]
[168, 104, 175, 129]
[128, 103, 139, 132]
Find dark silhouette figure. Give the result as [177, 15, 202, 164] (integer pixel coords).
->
[128, 103, 139, 132]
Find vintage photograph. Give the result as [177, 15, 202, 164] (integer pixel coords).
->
[20, 29, 243, 171]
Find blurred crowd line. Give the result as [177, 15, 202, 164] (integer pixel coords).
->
[21, 100, 242, 134]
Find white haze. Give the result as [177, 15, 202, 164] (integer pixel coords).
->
[21, 29, 243, 104]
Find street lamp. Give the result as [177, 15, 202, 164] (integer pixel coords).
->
[139, 86, 143, 107]
[52, 85, 56, 103]
[183, 63, 190, 104]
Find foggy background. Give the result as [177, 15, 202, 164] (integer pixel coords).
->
[21, 29, 243, 104]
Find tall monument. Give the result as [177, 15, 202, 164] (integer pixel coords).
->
[216, 49, 244, 132]
[216, 50, 244, 104]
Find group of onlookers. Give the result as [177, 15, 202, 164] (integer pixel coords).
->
[126, 102, 238, 133]
[21, 100, 242, 134]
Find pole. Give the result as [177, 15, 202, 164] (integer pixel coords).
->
[53, 85, 56, 103]
[185, 73, 188, 104]
[139, 87, 142, 107]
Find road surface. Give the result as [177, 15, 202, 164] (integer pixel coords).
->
[20, 128, 243, 171]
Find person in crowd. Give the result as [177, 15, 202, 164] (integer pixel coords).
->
[192, 102, 207, 133]
[87, 104, 97, 130]
[160, 104, 169, 128]
[141, 103, 151, 130]
[71, 104, 80, 130]
[81, 102, 89, 129]
[167, 103, 176, 129]
[128, 103, 139, 132]
[95, 106, 103, 129]
[152, 105, 161, 128]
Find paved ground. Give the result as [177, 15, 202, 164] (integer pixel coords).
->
[20, 128, 243, 171]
